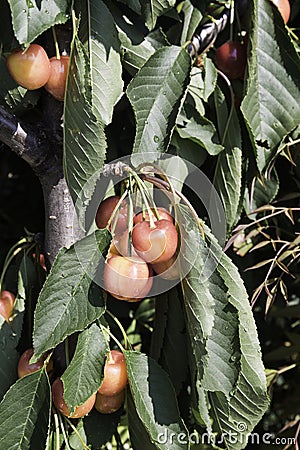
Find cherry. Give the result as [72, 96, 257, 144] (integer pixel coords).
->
[98, 350, 128, 396]
[132, 219, 178, 264]
[52, 377, 96, 418]
[0, 290, 15, 322]
[133, 207, 173, 225]
[96, 196, 128, 235]
[17, 348, 53, 378]
[44, 55, 69, 101]
[103, 255, 153, 301]
[215, 41, 247, 80]
[95, 390, 125, 414]
[113, 229, 138, 257]
[151, 255, 180, 280]
[33, 253, 47, 271]
[270, 0, 290, 23]
[6, 44, 50, 90]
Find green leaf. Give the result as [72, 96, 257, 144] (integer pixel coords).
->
[106, 0, 168, 72]
[171, 131, 207, 168]
[125, 350, 188, 450]
[214, 85, 241, 149]
[241, 0, 300, 170]
[127, 45, 191, 166]
[213, 147, 242, 233]
[213, 86, 242, 232]
[64, 36, 107, 222]
[176, 103, 223, 156]
[141, 0, 176, 30]
[180, 0, 203, 45]
[202, 57, 218, 102]
[62, 323, 109, 414]
[65, 0, 124, 221]
[186, 61, 217, 114]
[7, 0, 69, 45]
[127, 390, 157, 450]
[120, 26, 168, 73]
[159, 155, 188, 193]
[0, 321, 19, 401]
[69, 409, 122, 449]
[150, 288, 188, 394]
[0, 368, 51, 450]
[178, 206, 269, 449]
[33, 229, 111, 359]
[77, 0, 123, 125]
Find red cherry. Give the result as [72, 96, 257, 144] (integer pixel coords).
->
[151, 255, 180, 280]
[6, 44, 50, 90]
[95, 390, 125, 414]
[113, 229, 138, 257]
[133, 207, 173, 225]
[52, 377, 96, 418]
[44, 55, 69, 101]
[98, 350, 128, 396]
[0, 290, 15, 322]
[96, 196, 128, 235]
[132, 220, 178, 264]
[215, 41, 247, 80]
[32, 253, 47, 271]
[17, 348, 53, 378]
[103, 255, 152, 301]
[270, 0, 290, 23]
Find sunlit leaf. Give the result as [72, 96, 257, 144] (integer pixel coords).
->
[33, 230, 110, 359]
[7, 0, 69, 45]
[141, 0, 176, 30]
[0, 368, 51, 450]
[125, 350, 188, 449]
[127, 45, 191, 166]
[241, 0, 300, 170]
[62, 323, 109, 414]
[177, 206, 269, 450]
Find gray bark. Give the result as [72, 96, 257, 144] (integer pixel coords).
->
[0, 104, 83, 265]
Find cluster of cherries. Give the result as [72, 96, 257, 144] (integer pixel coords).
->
[214, 0, 290, 80]
[18, 347, 128, 417]
[0, 290, 127, 416]
[96, 195, 180, 302]
[6, 43, 69, 101]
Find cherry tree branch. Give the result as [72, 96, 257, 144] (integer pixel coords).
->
[0, 105, 51, 173]
[0, 104, 83, 265]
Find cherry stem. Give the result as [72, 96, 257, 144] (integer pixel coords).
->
[64, 417, 90, 450]
[142, 175, 204, 238]
[114, 430, 125, 450]
[58, 413, 71, 450]
[126, 189, 134, 256]
[52, 27, 60, 60]
[216, 69, 235, 146]
[52, 409, 60, 450]
[105, 310, 130, 350]
[126, 168, 156, 228]
[106, 189, 129, 235]
[0, 239, 31, 292]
